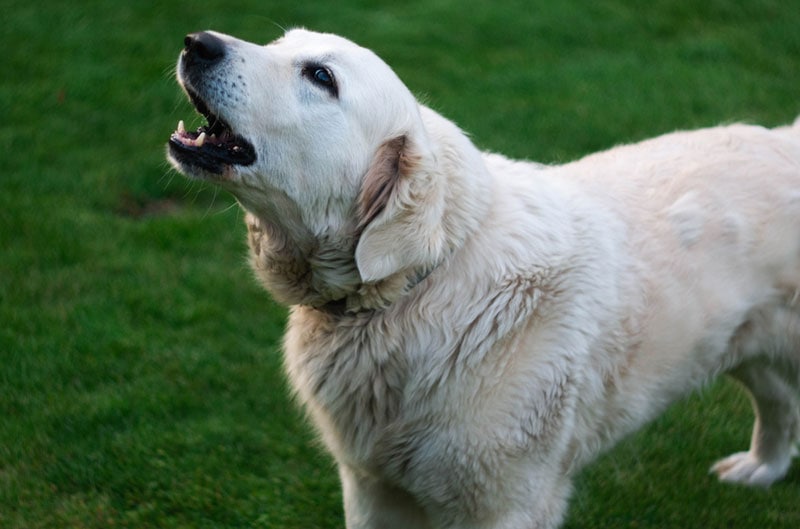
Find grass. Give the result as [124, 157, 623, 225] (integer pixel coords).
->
[2, 0, 799, 527]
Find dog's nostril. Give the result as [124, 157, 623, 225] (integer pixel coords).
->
[184, 32, 226, 63]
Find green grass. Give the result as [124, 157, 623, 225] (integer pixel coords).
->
[2, 0, 799, 527]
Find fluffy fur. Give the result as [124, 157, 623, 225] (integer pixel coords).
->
[168, 29, 800, 528]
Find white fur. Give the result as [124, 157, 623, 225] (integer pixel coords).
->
[169, 29, 800, 528]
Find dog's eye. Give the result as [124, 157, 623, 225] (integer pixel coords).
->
[313, 68, 332, 85]
[304, 64, 338, 97]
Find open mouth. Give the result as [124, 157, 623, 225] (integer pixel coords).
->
[168, 89, 256, 175]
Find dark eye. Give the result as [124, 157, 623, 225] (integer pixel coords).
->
[313, 67, 332, 85]
[304, 64, 338, 97]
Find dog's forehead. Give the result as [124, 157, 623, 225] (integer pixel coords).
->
[276, 29, 362, 49]
[270, 29, 384, 67]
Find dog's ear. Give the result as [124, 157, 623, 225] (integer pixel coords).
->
[355, 135, 447, 282]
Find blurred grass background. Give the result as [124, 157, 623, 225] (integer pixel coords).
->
[2, 0, 799, 527]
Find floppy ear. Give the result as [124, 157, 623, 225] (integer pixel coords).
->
[355, 135, 447, 282]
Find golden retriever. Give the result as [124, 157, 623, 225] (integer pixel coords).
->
[168, 29, 800, 529]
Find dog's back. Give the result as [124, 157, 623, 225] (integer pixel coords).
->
[532, 122, 800, 481]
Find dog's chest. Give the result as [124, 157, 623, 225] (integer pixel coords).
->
[283, 309, 411, 465]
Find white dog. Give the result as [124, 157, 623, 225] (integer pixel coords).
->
[168, 29, 800, 529]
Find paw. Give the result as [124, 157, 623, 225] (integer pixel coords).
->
[710, 451, 790, 487]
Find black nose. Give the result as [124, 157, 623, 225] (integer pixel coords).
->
[183, 32, 226, 64]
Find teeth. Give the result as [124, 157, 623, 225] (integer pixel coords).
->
[177, 120, 185, 134]
[195, 132, 206, 147]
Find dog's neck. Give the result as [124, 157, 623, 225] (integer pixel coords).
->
[244, 212, 431, 313]
[242, 106, 494, 314]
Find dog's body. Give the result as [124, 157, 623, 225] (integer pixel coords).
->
[168, 29, 800, 528]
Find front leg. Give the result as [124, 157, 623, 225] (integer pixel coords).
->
[339, 464, 433, 529]
[340, 460, 571, 529]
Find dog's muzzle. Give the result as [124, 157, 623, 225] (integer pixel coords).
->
[168, 32, 256, 176]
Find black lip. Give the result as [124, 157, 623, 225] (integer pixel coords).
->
[168, 134, 257, 175]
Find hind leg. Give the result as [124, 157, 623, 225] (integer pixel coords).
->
[710, 360, 800, 487]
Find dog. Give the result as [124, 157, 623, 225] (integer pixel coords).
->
[167, 29, 800, 529]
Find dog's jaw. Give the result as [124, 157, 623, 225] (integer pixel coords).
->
[167, 32, 258, 180]
[168, 117, 256, 179]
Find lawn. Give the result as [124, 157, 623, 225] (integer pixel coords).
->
[2, 0, 799, 527]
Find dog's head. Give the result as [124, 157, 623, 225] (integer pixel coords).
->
[168, 29, 488, 308]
